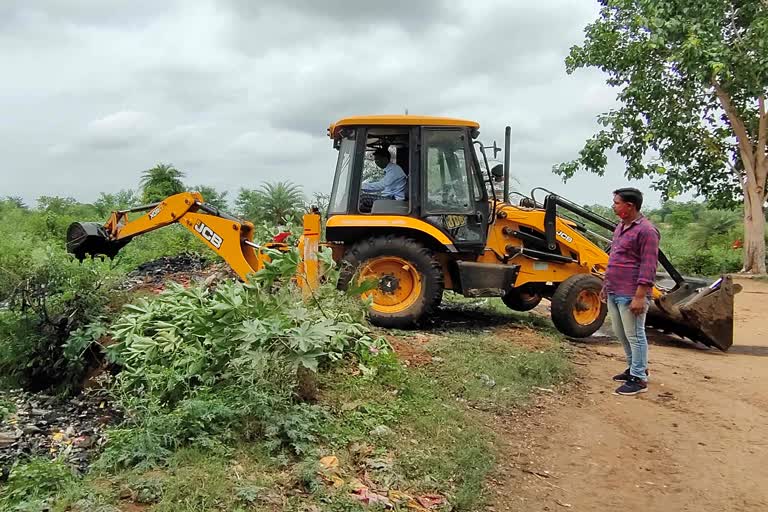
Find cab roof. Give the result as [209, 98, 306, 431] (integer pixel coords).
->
[328, 115, 480, 138]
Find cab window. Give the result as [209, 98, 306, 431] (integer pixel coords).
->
[328, 130, 356, 214]
[423, 129, 473, 214]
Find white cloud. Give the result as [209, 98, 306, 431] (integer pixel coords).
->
[47, 143, 74, 155]
[82, 110, 152, 149]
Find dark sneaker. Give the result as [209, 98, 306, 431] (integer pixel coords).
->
[612, 369, 631, 382]
[612, 368, 649, 382]
[614, 376, 648, 396]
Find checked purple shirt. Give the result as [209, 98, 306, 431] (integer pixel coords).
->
[604, 215, 660, 297]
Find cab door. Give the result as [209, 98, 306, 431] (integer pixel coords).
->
[420, 127, 488, 251]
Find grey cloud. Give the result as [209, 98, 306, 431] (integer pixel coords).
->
[2, 1, 184, 28]
[137, 66, 248, 113]
[1, 0, 670, 210]
[223, 0, 451, 32]
[222, 0, 453, 60]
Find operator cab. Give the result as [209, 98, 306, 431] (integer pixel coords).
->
[326, 115, 491, 252]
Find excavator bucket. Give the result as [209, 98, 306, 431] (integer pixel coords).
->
[646, 275, 741, 351]
[66, 221, 127, 260]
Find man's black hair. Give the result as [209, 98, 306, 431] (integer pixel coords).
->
[373, 148, 390, 158]
[613, 187, 643, 211]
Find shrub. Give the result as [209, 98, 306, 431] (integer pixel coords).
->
[0, 195, 217, 392]
[0, 246, 120, 392]
[0, 458, 75, 511]
[95, 248, 385, 468]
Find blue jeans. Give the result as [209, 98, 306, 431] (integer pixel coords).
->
[606, 294, 649, 381]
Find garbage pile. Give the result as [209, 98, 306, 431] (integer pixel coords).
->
[0, 386, 121, 479]
[119, 253, 236, 292]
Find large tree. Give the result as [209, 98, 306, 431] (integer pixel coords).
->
[555, 0, 768, 273]
[235, 181, 305, 225]
[140, 163, 186, 203]
[93, 189, 139, 217]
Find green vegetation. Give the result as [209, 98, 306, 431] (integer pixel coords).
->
[0, 398, 15, 421]
[235, 181, 307, 225]
[0, 169, 313, 392]
[0, 458, 75, 511]
[140, 163, 186, 203]
[1, 306, 569, 511]
[0, 180, 570, 510]
[2, 161, 745, 510]
[579, 200, 763, 277]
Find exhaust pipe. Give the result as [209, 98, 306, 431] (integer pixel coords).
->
[503, 126, 511, 204]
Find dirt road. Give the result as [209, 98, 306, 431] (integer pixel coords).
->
[489, 277, 768, 512]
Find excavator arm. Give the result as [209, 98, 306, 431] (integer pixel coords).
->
[66, 192, 306, 283]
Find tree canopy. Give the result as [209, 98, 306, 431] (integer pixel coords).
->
[556, 0, 768, 272]
[191, 185, 229, 211]
[235, 181, 306, 226]
[140, 163, 186, 203]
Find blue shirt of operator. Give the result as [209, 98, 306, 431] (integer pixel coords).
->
[361, 163, 407, 201]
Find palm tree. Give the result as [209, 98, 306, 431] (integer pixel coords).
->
[686, 209, 741, 251]
[140, 163, 186, 203]
[236, 181, 305, 225]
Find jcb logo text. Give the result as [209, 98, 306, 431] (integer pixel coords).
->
[148, 206, 163, 220]
[556, 230, 573, 243]
[194, 221, 223, 249]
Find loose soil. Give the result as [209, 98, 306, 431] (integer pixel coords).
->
[487, 276, 768, 511]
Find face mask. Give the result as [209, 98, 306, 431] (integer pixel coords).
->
[616, 205, 631, 220]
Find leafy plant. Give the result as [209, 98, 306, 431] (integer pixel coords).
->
[0, 458, 75, 511]
[235, 181, 306, 226]
[95, 248, 385, 468]
[191, 184, 229, 211]
[0, 247, 120, 392]
[0, 398, 16, 421]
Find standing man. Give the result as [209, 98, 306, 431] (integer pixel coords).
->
[602, 187, 660, 396]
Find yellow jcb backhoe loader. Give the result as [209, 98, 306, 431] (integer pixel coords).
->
[67, 115, 739, 350]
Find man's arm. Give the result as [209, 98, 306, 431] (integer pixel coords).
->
[630, 226, 660, 314]
[361, 174, 387, 192]
[363, 169, 397, 192]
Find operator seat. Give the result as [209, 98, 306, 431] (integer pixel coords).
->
[371, 199, 409, 215]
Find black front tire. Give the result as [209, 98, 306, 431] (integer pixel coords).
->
[550, 274, 606, 338]
[337, 236, 444, 328]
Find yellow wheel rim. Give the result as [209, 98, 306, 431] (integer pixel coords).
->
[573, 289, 601, 325]
[358, 256, 422, 314]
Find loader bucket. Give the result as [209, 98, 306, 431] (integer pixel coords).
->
[647, 275, 741, 351]
[66, 222, 127, 260]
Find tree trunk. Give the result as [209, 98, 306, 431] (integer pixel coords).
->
[742, 162, 767, 274]
[715, 87, 767, 274]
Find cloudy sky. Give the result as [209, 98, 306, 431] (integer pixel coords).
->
[1, 0, 671, 209]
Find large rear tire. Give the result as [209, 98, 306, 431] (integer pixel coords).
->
[338, 236, 444, 328]
[550, 274, 606, 338]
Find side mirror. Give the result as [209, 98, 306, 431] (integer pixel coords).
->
[491, 163, 504, 182]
